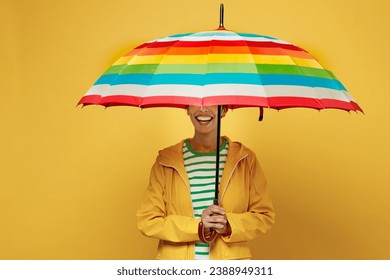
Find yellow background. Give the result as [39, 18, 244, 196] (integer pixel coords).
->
[1, 0, 389, 259]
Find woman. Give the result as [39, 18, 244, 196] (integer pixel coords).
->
[136, 105, 275, 259]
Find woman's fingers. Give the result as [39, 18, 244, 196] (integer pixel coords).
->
[201, 205, 230, 234]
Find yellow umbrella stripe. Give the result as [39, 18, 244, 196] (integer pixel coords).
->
[112, 54, 323, 69]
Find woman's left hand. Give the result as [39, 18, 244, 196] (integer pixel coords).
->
[201, 205, 231, 236]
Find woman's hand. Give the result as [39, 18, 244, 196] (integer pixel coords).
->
[201, 205, 231, 236]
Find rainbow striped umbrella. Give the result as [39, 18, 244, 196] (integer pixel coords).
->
[78, 5, 362, 225]
[78, 21, 362, 115]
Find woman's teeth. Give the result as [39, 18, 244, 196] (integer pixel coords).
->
[196, 116, 212, 121]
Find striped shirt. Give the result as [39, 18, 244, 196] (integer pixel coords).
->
[183, 139, 228, 260]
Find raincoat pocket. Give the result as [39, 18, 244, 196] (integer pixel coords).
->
[156, 240, 192, 260]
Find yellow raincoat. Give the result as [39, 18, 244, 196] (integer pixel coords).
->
[137, 137, 275, 259]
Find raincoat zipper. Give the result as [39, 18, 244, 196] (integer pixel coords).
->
[220, 153, 248, 202]
[158, 161, 194, 215]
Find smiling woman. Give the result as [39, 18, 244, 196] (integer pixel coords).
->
[136, 105, 275, 260]
[3, 0, 389, 263]
[186, 106, 227, 147]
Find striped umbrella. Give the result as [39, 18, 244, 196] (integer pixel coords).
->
[78, 5, 362, 241]
[79, 29, 362, 114]
[79, 9, 362, 115]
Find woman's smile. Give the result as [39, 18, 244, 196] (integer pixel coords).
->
[195, 115, 213, 125]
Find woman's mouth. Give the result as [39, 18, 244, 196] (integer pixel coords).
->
[195, 115, 213, 124]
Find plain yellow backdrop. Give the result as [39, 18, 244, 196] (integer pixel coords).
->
[1, 0, 389, 259]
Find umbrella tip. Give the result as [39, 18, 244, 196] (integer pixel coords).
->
[218, 3, 225, 30]
[76, 102, 84, 109]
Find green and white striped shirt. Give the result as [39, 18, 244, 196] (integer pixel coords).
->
[183, 139, 228, 260]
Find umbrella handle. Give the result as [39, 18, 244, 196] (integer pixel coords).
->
[198, 199, 220, 244]
[198, 222, 218, 244]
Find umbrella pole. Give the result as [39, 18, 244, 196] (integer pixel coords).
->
[214, 4, 223, 204]
[214, 105, 222, 206]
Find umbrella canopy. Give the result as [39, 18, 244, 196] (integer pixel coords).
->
[78, 29, 362, 114]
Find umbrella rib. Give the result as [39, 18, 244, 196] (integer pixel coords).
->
[239, 33, 269, 110]
[203, 31, 217, 107]
[280, 43, 325, 110]
[139, 39, 168, 108]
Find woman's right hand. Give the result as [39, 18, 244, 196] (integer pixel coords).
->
[201, 205, 231, 235]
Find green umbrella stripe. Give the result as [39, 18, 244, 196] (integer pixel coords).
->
[104, 63, 336, 80]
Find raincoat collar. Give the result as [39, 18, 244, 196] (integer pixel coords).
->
[157, 136, 249, 201]
[158, 136, 247, 167]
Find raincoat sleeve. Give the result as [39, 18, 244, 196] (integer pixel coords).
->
[136, 160, 200, 243]
[223, 153, 275, 243]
